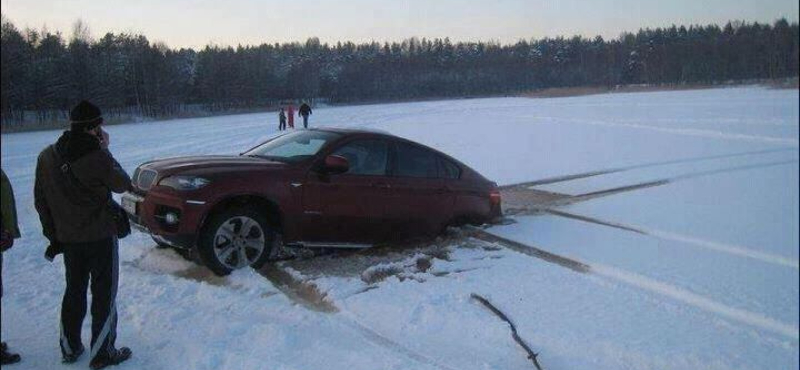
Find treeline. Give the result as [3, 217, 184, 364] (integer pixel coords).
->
[1, 16, 798, 127]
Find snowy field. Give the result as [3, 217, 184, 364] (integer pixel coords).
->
[1, 86, 798, 370]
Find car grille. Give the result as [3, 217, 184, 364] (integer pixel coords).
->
[135, 168, 158, 191]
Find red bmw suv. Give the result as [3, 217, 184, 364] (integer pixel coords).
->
[123, 128, 501, 275]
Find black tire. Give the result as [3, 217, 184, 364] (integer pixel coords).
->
[197, 206, 275, 276]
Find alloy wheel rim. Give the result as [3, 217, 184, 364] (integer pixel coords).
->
[213, 216, 266, 270]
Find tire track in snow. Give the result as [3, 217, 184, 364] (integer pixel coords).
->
[541, 116, 800, 146]
[478, 230, 800, 340]
[257, 261, 462, 370]
[500, 158, 798, 229]
[645, 229, 800, 270]
[591, 263, 800, 340]
[667, 158, 798, 182]
[470, 229, 591, 273]
[340, 313, 462, 370]
[502, 147, 797, 189]
[543, 209, 646, 235]
[503, 169, 615, 188]
[618, 117, 799, 127]
[257, 263, 338, 313]
[130, 245, 465, 369]
[567, 158, 798, 202]
[570, 179, 669, 202]
[543, 209, 799, 270]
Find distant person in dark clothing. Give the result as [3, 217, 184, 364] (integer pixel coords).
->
[34, 101, 133, 370]
[1, 168, 22, 365]
[278, 108, 287, 131]
[287, 104, 295, 129]
[298, 102, 312, 129]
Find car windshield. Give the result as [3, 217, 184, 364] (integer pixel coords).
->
[243, 130, 341, 163]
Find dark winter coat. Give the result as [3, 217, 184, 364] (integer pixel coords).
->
[34, 131, 132, 244]
[299, 103, 312, 116]
[1, 169, 20, 240]
[279, 111, 287, 123]
[1, 168, 20, 252]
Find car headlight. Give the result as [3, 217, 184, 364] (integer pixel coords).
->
[158, 175, 210, 190]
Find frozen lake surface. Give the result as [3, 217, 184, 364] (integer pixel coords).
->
[1, 86, 797, 369]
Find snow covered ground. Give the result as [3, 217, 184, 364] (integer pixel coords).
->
[1, 86, 797, 369]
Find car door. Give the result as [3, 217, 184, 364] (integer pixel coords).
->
[385, 141, 456, 238]
[300, 139, 392, 244]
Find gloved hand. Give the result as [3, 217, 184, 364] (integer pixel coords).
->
[45, 242, 64, 262]
[0, 230, 13, 251]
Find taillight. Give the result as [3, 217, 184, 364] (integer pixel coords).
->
[489, 189, 501, 205]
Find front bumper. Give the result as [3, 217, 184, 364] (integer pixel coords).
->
[122, 189, 207, 249]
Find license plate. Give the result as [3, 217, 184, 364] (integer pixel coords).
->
[122, 194, 140, 216]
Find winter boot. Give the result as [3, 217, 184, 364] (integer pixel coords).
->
[62, 344, 85, 364]
[89, 347, 131, 370]
[1, 342, 21, 365]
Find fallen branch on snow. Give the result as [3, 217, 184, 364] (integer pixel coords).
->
[471, 293, 544, 370]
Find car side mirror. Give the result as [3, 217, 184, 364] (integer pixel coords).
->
[322, 155, 349, 175]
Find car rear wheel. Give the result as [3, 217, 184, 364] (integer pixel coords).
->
[198, 206, 275, 276]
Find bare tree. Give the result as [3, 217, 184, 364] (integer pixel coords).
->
[71, 18, 92, 44]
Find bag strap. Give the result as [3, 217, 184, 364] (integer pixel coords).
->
[50, 144, 95, 196]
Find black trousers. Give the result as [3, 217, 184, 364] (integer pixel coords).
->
[1, 252, 3, 342]
[60, 237, 119, 361]
[279, 119, 286, 131]
[301, 115, 309, 128]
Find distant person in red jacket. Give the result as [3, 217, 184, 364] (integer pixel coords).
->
[287, 105, 295, 129]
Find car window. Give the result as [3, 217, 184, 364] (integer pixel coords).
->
[244, 131, 340, 163]
[438, 157, 461, 179]
[331, 139, 388, 176]
[394, 142, 438, 178]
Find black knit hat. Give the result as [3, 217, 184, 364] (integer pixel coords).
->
[69, 100, 103, 130]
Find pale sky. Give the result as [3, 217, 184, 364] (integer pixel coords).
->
[2, 0, 798, 48]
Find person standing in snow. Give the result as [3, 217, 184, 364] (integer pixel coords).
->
[298, 102, 312, 129]
[278, 108, 287, 131]
[287, 104, 295, 129]
[34, 101, 132, 370]
[1, 168, 22, 365]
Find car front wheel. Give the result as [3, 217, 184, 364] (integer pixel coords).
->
[198, 206, 274, 276]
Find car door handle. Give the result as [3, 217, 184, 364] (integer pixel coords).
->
[372, 183, 391, 189]
[436, 186, 451, 194]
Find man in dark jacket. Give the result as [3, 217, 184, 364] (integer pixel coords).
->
[298, 102, 312, 129]
[1, 168, 22, 365]
[34, 101, 132, 369]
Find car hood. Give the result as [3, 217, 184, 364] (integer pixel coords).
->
[139, 155, 286, 177]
